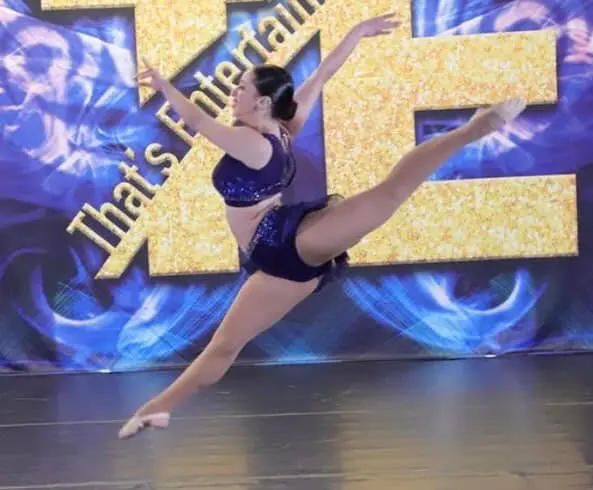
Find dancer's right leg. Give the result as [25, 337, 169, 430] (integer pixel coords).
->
[296, 99, 526, 265]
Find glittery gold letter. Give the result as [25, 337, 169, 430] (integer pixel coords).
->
[66, 211, 115, 254]
[232, 23, 272, 69]
[145, 143, 180, 177]
[320, 4, 576, 265]
[214, 62, 243, 92]
[259, 17, 292, 50]
[56, 0, 577, 280]
[156, 103, 195, 146]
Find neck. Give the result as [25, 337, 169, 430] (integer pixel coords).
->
[238, 114, 279, 134]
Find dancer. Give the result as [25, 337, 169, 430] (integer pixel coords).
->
[119, 12, 526, 439]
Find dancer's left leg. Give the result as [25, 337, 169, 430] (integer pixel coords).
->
[118, 271, 319, 439]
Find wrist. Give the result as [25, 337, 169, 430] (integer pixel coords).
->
[349, 24, 366, 40]
[158, 79, 173, 94]
[455, 124, 481, 144]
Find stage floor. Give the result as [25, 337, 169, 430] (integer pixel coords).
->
[1, 354, 593, 489]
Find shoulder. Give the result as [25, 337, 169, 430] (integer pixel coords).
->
[222, 126, 274, 170]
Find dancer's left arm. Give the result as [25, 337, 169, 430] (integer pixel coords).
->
[284, 13, 400, 138]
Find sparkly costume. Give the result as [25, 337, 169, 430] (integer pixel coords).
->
[211, 127, 348, 291]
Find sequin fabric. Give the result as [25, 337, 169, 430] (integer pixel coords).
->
[243, 195, 349, 292]
[212, 129, 349, 291]
[211, 128, 296, 207]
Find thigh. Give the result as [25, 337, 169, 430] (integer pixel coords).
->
[210, 271, 320, 351]
[296, 182, 397, 266]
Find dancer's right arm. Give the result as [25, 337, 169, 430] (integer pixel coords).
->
[136, 59, 272, 169]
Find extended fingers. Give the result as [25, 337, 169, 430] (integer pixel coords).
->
[371, 13, 401, 32]
[134, 70, 151, 80]
[141, 57, 154, 70]
[380, 17, 401, 28]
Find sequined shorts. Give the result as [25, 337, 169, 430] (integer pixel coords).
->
[242, 195, 349, 292]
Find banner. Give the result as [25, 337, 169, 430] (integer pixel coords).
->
[1, 0, 592, 371]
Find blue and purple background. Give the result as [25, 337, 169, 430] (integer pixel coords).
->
[1, 0, 593, 372]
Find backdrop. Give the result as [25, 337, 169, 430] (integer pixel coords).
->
[1, 0, 592, 372]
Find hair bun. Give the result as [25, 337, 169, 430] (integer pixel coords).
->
[282, 100, 298, 121]
[273, 98, 298, 121]
[252, 65, 298, 121]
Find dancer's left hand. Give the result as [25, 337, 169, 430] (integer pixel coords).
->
[355, 13, 401, 38]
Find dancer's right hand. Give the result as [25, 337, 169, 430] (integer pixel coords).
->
[135, 57, 167, 91]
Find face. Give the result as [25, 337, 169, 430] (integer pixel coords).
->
[230, 70, 262, 121]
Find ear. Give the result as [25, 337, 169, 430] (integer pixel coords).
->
[257, 95, 272, 112]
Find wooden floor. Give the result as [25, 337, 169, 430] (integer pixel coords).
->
[1, 354, 593, 489]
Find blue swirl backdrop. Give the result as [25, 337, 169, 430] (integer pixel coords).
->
[1, 0, 592, 372]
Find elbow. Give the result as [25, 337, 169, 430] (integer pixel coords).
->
[183, 110, 208, 134]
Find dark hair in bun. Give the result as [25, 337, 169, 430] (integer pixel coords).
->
[252, 64, 299, 121]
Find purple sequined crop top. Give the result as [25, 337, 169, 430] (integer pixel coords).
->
[211, 128, 296, 208]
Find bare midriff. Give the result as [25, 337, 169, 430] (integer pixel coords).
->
[224, 193, 283, 253]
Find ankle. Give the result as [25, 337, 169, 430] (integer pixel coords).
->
[136, 400, 170, 417]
